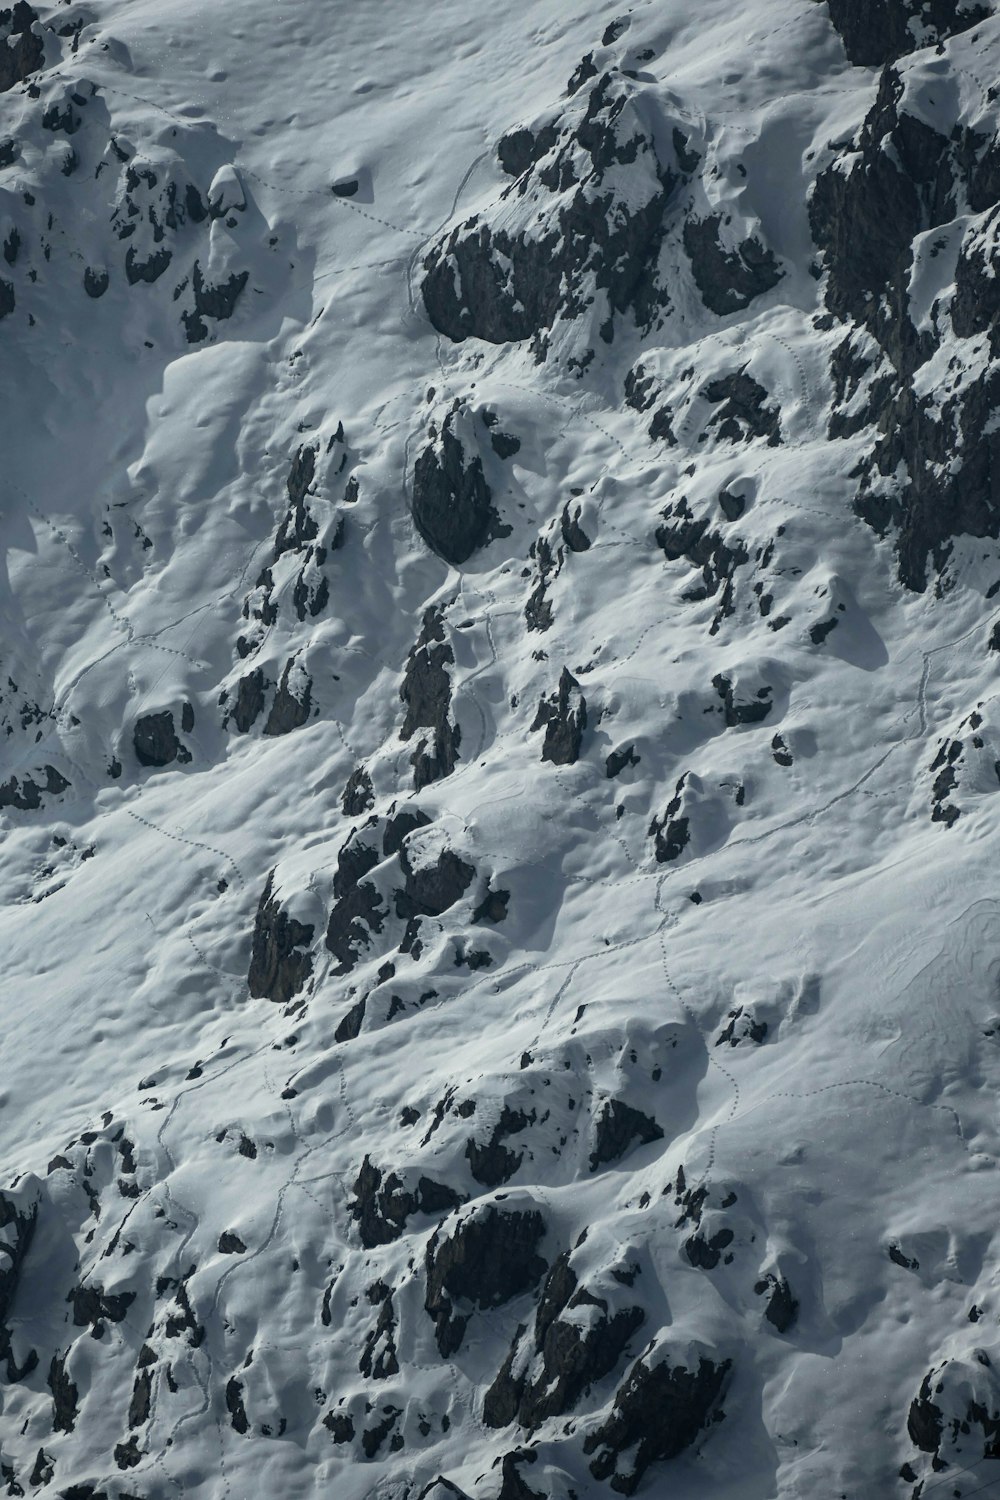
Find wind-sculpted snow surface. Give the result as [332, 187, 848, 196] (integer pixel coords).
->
[5, 0, 1000, 1496]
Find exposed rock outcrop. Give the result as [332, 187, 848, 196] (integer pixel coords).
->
[821, 0, 989, 65]
[907, 1351, 1000, 1463]
[133, 709, 190, 767]
[683, 214, 783, 315]
[484, 1249, 644, 1429]
[422, 73, 679, 358]
[425, 1203, 548, 1356]
[325, 826, 385, 975]
[248, 871, 314, 1003]
[589, 1098, 664, 1172]
[0, 3, 43, 94]
[583, 1340, 731, 1493]
[410, 407, 508, 566]
[531, 668, 587, 765]
[349, 1157, 462, 1248]
[400, 606, 462, 789]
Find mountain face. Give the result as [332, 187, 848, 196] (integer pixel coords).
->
[4, 0, 1000, 1495]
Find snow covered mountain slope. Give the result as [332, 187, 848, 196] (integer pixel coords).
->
[3, 0, 1000, 1494]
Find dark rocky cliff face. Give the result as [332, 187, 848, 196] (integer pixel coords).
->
[811, 56, 1000, 590]
[425, 1203, 548, 1355]
[410, 408, 508, 565]
[247, 871, 314, 1002]
[0, 3, 44, 94]
[422, 73, 678, 359]
[583, 1343, 731, 1494]
[821, 0, 990, 65]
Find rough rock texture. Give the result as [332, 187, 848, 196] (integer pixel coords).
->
[262, 657, 312, 736]
[341, 765, 375, 816]
[8, 6, 1000, 1498]
[422, 73, 678, 357]
[683, 214, 783, 315]
[325, 827, 385, 975]
[589, 1098, 664, 1172]
[811, 63, 1000, 589]
[649, 774, 694, 863]
[704, 371, 781, 446]
[0, 764, 70, 811]
[907, 1352, 1000, 1463]
[0, 3, 43, 94]
[0, 1180, 40, 1379]
[247, 871, 314, 1003]
[349, 1157, 462, 1247]
[713, 673, 773, 727]
[410, 407, 507, 566]
[531, 668, 587, 765]
[484, 1250, 645, 1429]
[395, 843, 475, 928]
[133, 710, 190, 767]
[821, 0, 990, 65]
[182, 261, 249, 343]
[656, 495, 749, 632]
[274, 445, 318, 559]
[583, 1343, 731, 1493]
[754, 1272, 798, 1332]
[399, 606, 462, 789]
[425, 1205, 548, 1355]
[226, 667, 270, 734]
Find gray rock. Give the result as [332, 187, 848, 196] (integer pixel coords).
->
[425, 1204, 548, 1355]
[589, 1098, 664, 1172]
[399, 606, 462, 789]
[485, 1250, 644, 1429]
[0, 4, 43, 94]
[0, 764, 69, 810]
[182, 260, 249, 342]
[263, 658, 312, 736]
[83, 266, 109, 298]
[411, 409, 507, 566]
[703, 371, 781, 446]
[247, 870, 314, 1003]
[531, 667, 587, 765]
[584, 1344, 731, 1493]
[754, 1272, 798, 1333]
[274, 445, 318, 560]
[226, 667, 270, 733]
[325, 829, 385, 974]
[48, 1354, 78, 1433]
[422, 74, 678, 354]
[822, 0, 988, 65]
[683, 214, 782, 315]
[134, 710, 187, 767]
[341, 765, 374, 816]
[124, 245, 172, 285]
[712, 674, 773, 727]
